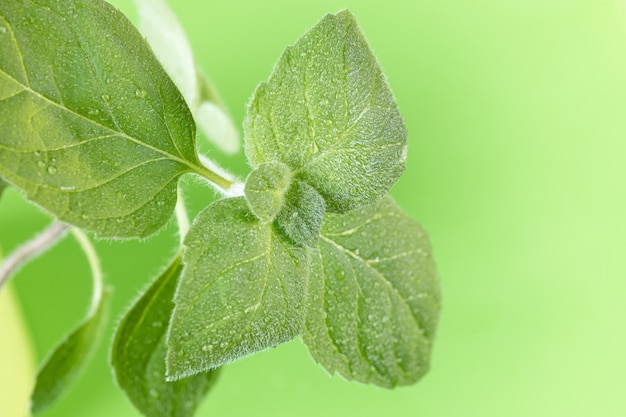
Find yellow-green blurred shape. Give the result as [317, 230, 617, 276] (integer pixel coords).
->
[0, 284, 36, 417]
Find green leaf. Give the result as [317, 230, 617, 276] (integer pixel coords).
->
[244, 161, 293, 223]
[275, 180, 326, 247]
[31, 288, 111, 414]
[303, 197, 440, 388]
[244, 10, 407, 213]
[112, 255, 219, 417]
[166, 197, 309, 380]
[0, 0, 219, 238]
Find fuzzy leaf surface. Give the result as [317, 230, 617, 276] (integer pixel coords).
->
[303, 197, 440, 388]
[31, 288, 111, 414]
[275, 180, 326, 247]
[0, 0, 209, 238]
[166, 197, 308, 380]
[244, 161, 293, 223]
[112, 256, 219, 417]
[244, 10, 407, 213]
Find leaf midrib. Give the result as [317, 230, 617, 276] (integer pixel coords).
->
[0, 67, 207, 177]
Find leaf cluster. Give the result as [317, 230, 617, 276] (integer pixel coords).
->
[0, 1, 440, 416]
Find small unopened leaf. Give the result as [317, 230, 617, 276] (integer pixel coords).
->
[166, 197, 309, 380]
[244, 161, 293, 223]
[112, 256, 219, 417]
[0, 0, 210, 238]
[31, 288, 111, 414]
[276, 180, 325, 247]
[244, 10, 407, 213]
[303, 197, 440, 388]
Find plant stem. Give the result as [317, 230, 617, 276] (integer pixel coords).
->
[175, 188, 190, 244]
[0, 222, 69, 291]
[70, 228, 103, 314]
[194, 163, 234, 191]
[197, 154, 244, 197]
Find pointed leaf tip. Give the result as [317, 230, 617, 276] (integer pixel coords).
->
[244, 11, 407, 213]
[112, 256, 219, 417]
[31, 288, 111, 414]
[303, 197, 440, 388]
[166, 197, 309, 379]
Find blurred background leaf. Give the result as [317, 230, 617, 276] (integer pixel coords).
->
[1, 0, 625, 416]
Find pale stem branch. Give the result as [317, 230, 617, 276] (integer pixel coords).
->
[0, 222, 70, 291]
[198, 154, 244, 197]
[175, 188, 190, 244]
[70, 228, 103, 315]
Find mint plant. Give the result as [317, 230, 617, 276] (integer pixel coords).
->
[0, 0, 440, 415]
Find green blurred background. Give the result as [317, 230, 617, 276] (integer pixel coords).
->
[1, 0, 625, 416]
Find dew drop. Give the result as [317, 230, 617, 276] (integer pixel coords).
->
[101, 94, 110, 101]
[0, 27, 7, 34]
[37, 161, 46, 169]
[47, 166, 58, 175]
[219, 342, 228, 349]
[135, 88, 146, 98]
[34, 151, 41, 157]
[202, 344, 213, 352]
[117, 191, 126, 200]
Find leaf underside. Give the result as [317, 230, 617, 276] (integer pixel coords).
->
[112, 256, 219, 417]
[303, 196, 440, 388]
[0, 0, 201, 238]
[244, 10, 407, 213]
[166, 197, 309, 380]
[31, 288, 111, 414]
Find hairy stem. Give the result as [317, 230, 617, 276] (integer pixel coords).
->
[70, 228, 103, 314]
[0, 222, 69, 291]
[198, 154, 244, 197]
